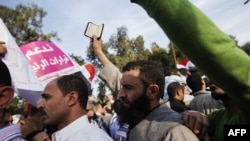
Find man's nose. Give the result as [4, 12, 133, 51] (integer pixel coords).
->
[117, 89, 125, 98]
[36, 98, 44, 109]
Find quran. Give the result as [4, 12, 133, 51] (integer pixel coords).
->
[84, 22, 104, 39]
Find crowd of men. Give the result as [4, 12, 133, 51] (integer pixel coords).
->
[1, 0, 250, 141]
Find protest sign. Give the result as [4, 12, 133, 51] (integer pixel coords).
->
[20, 41, 82, 85]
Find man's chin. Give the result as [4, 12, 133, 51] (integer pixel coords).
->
[120, 101, 130, 108]
[41, 115, 50, 124]
[122, 104, 130, 109]
[118, 92, 151, 128]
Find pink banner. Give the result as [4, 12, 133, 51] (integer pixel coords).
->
[20, 41, 82, 86]
[20, 41, 74, 77]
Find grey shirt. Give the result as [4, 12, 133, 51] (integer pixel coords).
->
[129, 103, 198, 141]
[99, 62, 122, 94]
[189, 91, 224, 115]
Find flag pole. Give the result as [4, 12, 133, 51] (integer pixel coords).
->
[170, 41, 177, 70]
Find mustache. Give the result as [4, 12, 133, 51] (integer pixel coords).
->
[119, 98, 130, 104]
[34, 109, 47, 117]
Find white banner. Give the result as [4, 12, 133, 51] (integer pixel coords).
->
[0, 18, 43, 106]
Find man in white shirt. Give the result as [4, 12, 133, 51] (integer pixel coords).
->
[37, 75, 112, 141]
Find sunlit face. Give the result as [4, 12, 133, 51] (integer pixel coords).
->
[118, 69, 145, 108]
[36, 80, 69, 129]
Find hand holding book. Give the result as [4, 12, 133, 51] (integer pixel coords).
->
[84, 22, 104, 39]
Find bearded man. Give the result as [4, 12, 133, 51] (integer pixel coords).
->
[116, 60, 198, 141]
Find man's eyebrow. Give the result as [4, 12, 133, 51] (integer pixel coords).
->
[41, 93, 46, 96]
[41, 93, 50, 97]
[121, 83, 134, 88]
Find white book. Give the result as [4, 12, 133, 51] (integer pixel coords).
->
[84, 22, 104, 39]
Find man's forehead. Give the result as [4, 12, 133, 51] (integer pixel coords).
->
[43, 80, 58, 92]
[122, 70, 140, 79]
[122, 69, 140, 76]
[121, 72, 142, 86]
[45, 79, 57, 87]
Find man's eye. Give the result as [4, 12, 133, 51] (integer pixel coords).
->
[42, 94, 51, 100]
[123, 85, 132, 90]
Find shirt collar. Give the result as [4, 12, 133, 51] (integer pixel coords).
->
[52, 115, 89, 141]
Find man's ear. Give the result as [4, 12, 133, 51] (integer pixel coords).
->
[176, 89, 182, 97]
[0, 87, 14, 108]
[147, 84, 159, 99]
[66, 91, 78, 107]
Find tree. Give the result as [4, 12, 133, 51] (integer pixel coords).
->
[96, 81, 108, 103]
[69, 53, 85, 65]
[241, 42, 250, 55]
[229, 35, 240, 47]
[148, 43, 173, 69]
[0, 3, 60, 46]
[167, 41, 187, 72]
[107, 26, 151, 70]
[0, 3, 61, 115]
[8, 96, 27, 115]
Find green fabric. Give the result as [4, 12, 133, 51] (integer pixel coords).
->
[131, 0, 250, 118]
[207, 109, 248, 141]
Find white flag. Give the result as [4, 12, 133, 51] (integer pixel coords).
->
[0, 18, 43, 106]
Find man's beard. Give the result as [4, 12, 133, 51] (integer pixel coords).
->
[118, 93, 151, 129]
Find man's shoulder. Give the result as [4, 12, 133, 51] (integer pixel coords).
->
[54, 116, 113, 141]
[193, 91, 211, 96]
[0, 124, 22, 140]
[149, 103, 183, 122]
[130, 121, 198, 141]
[165, 123, 199, 141]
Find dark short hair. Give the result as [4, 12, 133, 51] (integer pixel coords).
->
[0, 60, 11, 86]
[167, 82, 182, 99]
[186, 72, 202, 93]
[56, 75, 90, 109]
[122, 60, 165, 99]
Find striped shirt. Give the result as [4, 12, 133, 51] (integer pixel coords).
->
[114, 123, 129, 141]
[0, 124, 22, 141]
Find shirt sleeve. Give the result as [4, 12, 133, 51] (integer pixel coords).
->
[99, 62, 122, 93]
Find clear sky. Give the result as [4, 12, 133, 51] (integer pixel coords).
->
[1, 0, 250, 60]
